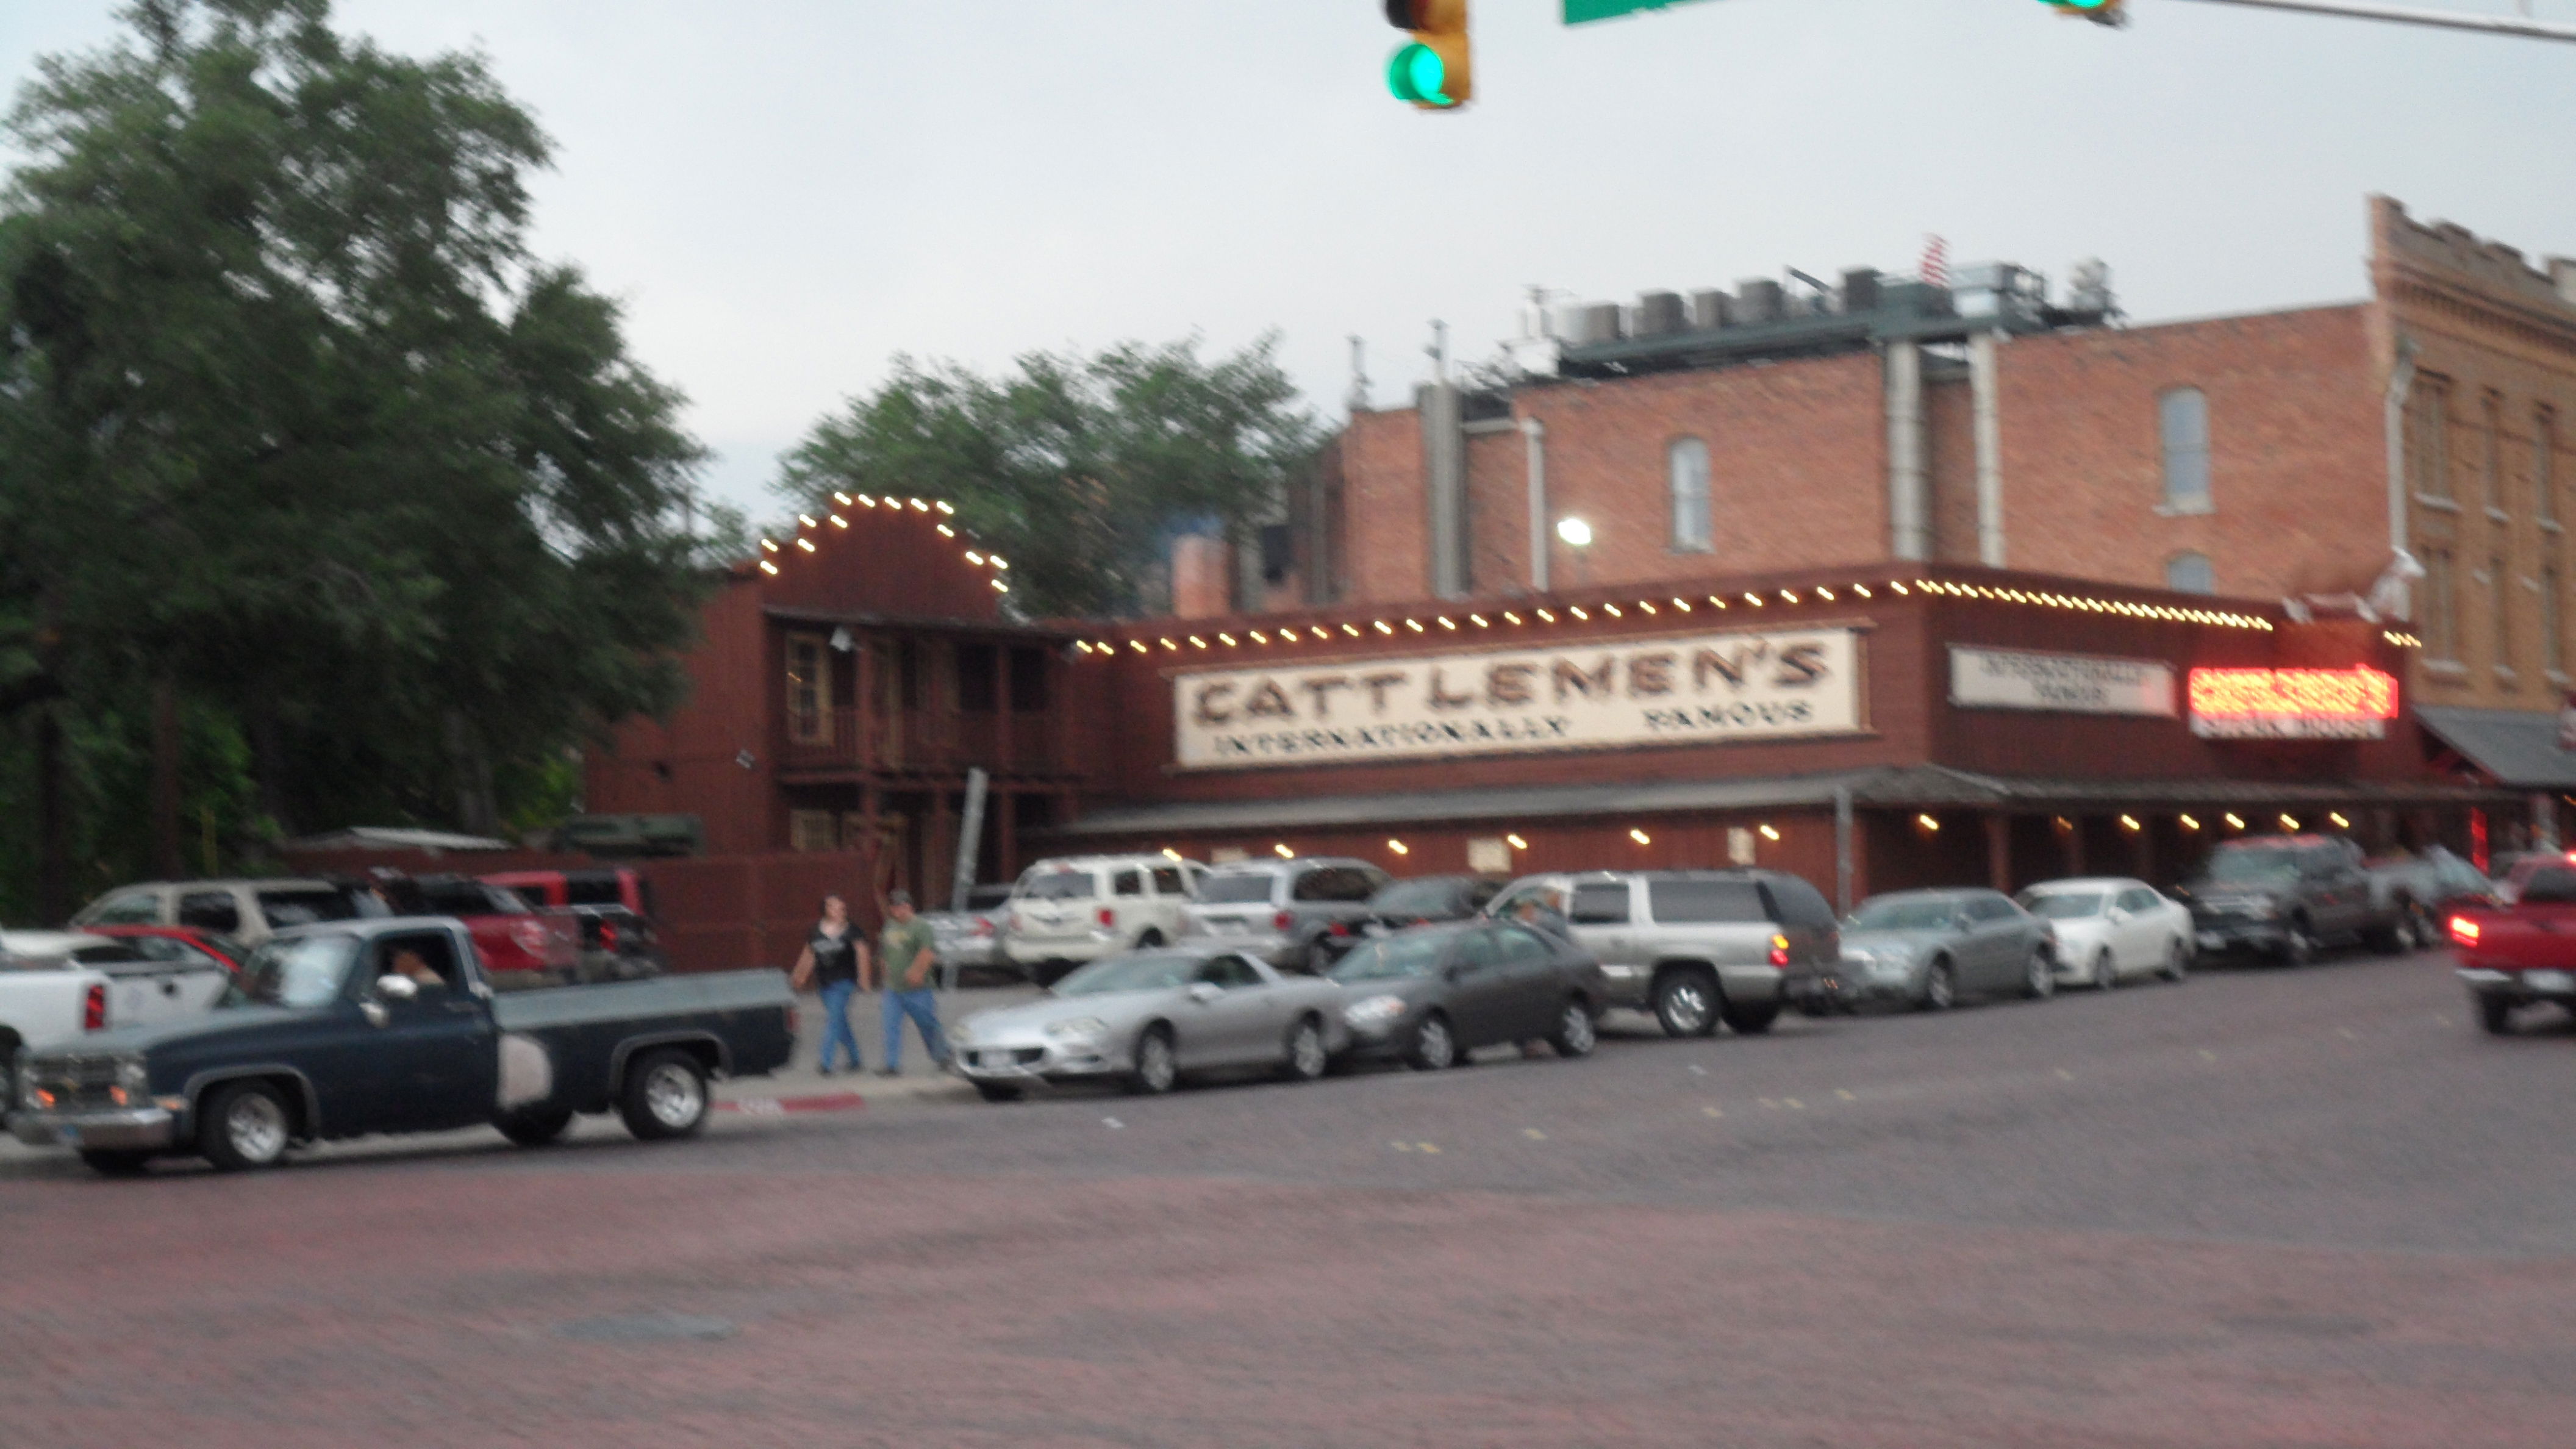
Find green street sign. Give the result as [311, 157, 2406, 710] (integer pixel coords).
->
[1564, 0, 1717, 23]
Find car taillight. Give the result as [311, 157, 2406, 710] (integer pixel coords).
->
[1097, 907, 1116, 928]
[84, 982, 107, 1031]
[971, 918, 994, 937]
[1328, 921, 1350, 937]
[598, 920, 620, 951]
[2450, 916, 2480, 948]
[1768, 934, 1791, 967]
[1273, 910, 1294, 932]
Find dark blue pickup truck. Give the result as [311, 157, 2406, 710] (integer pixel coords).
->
[8, 917, 795, 1175]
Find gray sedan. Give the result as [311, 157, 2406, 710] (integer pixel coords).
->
[950, 946, 1350, 1101]
[1835, 888, 2058, 1011]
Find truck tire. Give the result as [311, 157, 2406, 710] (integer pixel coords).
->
[79, 1149, 152, 1176]
[496, 1106, 575, 1147]
[2277, 920, 2317, 967]
[619, 1049, 710, 1140]
[2477, 993, 2515, 1036]
[2366, 911, 2414, 956]
[1721, 1001, 1781, 1035]
[199, 1079, 293, 1172]
[1652, 968, 1719, 1038]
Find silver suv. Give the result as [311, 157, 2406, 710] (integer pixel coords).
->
[1179, 857, 1390, 973]
[1486, 870, 1839, 1037]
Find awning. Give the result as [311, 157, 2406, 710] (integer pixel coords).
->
[1042, 764, 2511, 839]
[2415, 706, 2576, 790]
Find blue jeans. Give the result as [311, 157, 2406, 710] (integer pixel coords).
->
[817, 979, 864, 1072]
[881, 987, 949, 1070]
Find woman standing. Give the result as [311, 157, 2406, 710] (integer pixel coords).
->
[791, 894, 873, 1076]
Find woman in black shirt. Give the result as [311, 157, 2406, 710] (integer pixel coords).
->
[791, 894, 873, 1075]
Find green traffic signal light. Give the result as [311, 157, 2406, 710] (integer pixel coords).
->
[1386, 41, 1455, 106]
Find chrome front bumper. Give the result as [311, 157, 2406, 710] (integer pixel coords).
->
[951, 1035, 1126, 1081]
[9, 1106, 179, 1151]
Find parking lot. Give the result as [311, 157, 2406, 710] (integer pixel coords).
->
[4, 951, 2573, 1447]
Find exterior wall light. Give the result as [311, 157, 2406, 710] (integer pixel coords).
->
[1628, 828, 1651, 845]
[1758, 824, 1781, 842]
[1506, 834, 1528, 850]
[1387, 839, 1410, 856]
[1917, 814, 1941, 832]
[2180, 814, 2202, 831]
[1274, 843, 1295, 859]
[2224, 813, 2247, 830]
[1556, 517, 1593, 548]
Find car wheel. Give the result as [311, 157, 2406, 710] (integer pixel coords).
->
[973, 1081, 1025, 1103]
[2023, 950, 2057, 1001]
[78, 1149, 153, 1176]
[199, 1079, 293, 1172]
[1721, 1001, 1781, 1034]
[1919, 958, 1957, 1012]
[1126, 1025, 1179, 1094]
[1408, 1012, 1458, 1071]
[2158, 938, 2190, 983]
[1281, 1015, 1330, 1082]
[2477, 993, 2515, 1036]
[2278, 920, 2317, 967]
[1134, 928, 1167, 950]
[1652, 969, 1719, 1038]
[619, 1049, 710, 1140]
[496, 1106, 575, 1147]
[1551, 998, 1598, 1058]
[2092, 950, 2116, 992]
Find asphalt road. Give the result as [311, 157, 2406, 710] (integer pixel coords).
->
[6, 951, 2574, 1448]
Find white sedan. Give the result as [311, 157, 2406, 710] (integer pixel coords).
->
[2016, 878, 2194, 989]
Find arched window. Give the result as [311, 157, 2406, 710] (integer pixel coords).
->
[1669, 437, 1711, 552]
[2159, 388, 2211, 512]
[2166, 552, 2214, 595]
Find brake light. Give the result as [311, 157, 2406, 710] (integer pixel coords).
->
[1097, 907, 1116, 928]
[971, 918, 994, 937]
[1329, 921, 1350, 937]
[1273, 910, 1294, 932]
[2450, 916, 2480, 948]
[598, 920, 620, 951]
[83, 982, 107, 1031]
[1768, 934, 1791, 967]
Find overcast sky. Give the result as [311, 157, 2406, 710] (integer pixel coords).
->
[5, 1, 2571, 523]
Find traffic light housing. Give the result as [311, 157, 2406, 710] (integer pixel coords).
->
[1386, 0, 1472, 109]
[2039, 0, 2128, 26]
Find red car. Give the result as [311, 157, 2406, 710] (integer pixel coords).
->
[83, 924, 249, 976]
[479, 868, 664, 980]
[404, 875, 578, 979]
[2447, 855, 2576, 1035]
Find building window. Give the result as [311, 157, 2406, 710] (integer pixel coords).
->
[2410, 376, 2452, 501]
[2158, 388, 2211, 512]
[2165, 552, 2214, 595]
[785, 634, 831, 743]
[2489, 553, 2512, 676]
[2482, 391, 2506, 513]
[1668, 437, 1712, 552]
[2424, 549, 2458, 662]
[2544, 564, 2564, 678]
[2539, 406, 2559, 525]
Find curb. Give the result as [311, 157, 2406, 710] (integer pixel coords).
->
[715, 1091, 868, 1117]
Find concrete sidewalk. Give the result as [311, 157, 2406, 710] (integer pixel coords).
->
[717, 979, 1046, 1110]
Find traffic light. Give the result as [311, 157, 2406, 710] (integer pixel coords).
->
[2038, 0, 2128, 26]
[1386, 0, 1472, 109]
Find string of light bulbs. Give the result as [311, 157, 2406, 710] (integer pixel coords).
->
[754, 492, 1012, 595]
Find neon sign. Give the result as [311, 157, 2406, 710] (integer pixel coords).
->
[2186, 667, 2399, 740]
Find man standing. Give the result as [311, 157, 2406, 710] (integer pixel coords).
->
[876, 890, 949, 1076]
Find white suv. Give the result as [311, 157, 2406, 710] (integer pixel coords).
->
[1003, 854, 1206, 986]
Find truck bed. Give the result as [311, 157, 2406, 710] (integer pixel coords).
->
[490, 969, 796, 1114]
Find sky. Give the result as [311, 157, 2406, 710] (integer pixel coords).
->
[3, 0, 2572, 523]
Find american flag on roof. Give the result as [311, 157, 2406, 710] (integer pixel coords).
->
[1920, 235, 1950, 289]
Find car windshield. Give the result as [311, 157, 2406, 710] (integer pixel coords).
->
[1329, 934, 1450, 982]
[237, 933, 359, 1008]
[1196, 874, 1277, 904]
[1370, 878, 1459, 915]
[1848, 898, 1961, 931]
[2208, 850, 2300, 884]
[1054, 952, 1198, 996]
[1018, 870, 1094, 901]
[2020, 892, 2106, 920]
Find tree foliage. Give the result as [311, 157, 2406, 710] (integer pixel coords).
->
[0, 0, 715, 917]
[776, 336, 1321, 619]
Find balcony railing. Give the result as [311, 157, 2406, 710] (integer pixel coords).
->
[779, 706, 1059, 776]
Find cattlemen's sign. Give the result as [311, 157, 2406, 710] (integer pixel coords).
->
[1172, 628, 1864, 770]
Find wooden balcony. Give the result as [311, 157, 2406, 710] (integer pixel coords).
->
[779, 706, 1061, 778]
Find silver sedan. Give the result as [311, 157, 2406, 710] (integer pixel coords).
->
[950, 946, 1351, 1101]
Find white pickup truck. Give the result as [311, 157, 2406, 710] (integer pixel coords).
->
[1, 931, 234, 1112]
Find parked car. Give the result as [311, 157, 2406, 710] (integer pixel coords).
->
[406, 875, 579, 981]
[481, 867, 654, 915]
[2446, 859, 2576, 1034]
[1003, 854, 1207, 986]
[2365, 845, 2495, 923]
[920, 883, 1017, 984]
[481, 867, 664, 981]
[2171, 835, 2413, 964]
[1179, 857, 1390, 974]
[1353, 873, 1506, 939]
[2015, 878, 2194, 989]
[70, 877, 383, 946]
[1838, 889, 2058, 1010]
[2491, 850, 2576, 905]
[82, 924, 249, 975]
[9, 916, 797, 1175]
[1484, 870, 1839, 1037]
[1328, 920, 1606, 1070]
[951, 945, 1348, 1100]
[0, 931, 236, 1111]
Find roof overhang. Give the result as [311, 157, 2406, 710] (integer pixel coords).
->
[2415, 706, 2576, 791]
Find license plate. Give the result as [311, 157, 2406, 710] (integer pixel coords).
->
[2527, 970, 2574, 993]
[55, 1125, 80, 1147]
[2195, 931, 2224, 950]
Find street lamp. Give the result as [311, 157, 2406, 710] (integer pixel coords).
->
[1556, 517, 1593, 548]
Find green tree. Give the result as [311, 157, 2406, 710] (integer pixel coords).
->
[0, 0, 714, 915]
[776, 336, 1321, 619]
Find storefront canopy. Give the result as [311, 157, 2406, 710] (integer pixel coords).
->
[2416, 706, 2576, 791]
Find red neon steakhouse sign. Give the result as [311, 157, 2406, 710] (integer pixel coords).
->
[2186, 666, 2400, 740]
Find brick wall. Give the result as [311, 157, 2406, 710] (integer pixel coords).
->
[1340, 407, 1428, 604]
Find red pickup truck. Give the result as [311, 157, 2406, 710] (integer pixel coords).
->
[2445, 856, 2576, 1035]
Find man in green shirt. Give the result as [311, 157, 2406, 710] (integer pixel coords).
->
[876, 890, 950, 1076]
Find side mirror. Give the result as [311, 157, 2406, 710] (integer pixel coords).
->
[2107, 907, 2130, 923]
[1186, 982, 1222, 1004]
[375, 974, 420, 1001]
